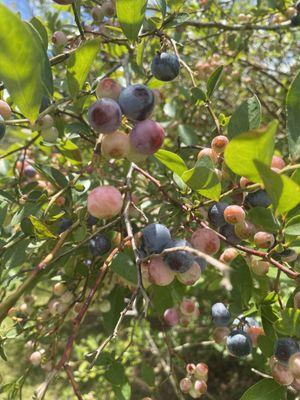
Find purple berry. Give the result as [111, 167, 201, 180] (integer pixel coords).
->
[130, 120, 165, 155]
[88, 98, 122, 133]
[119, 84, 154, 121]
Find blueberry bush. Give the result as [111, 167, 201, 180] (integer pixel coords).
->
[0, 0, 300, 399]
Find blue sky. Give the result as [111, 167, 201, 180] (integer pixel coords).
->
[3, 0, 33, 19]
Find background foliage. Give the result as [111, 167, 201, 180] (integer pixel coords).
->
[0, 0, 300, 399]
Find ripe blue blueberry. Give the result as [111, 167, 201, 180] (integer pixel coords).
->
[219, 223, 241, 245]
[87, 214, 98, 227]
[195, 256, 207, 272]
[151, 52, 180, 82]
[58, 218, 72, 234]
[141, 223, 171, 256]
[0, 116, 6, 140]
[227, 330, 252, 357]
[278, 249, 298, 263]
[24, 165, 37, 177]
[211, 303, 231, 326]
[208, 202, 228, 227]
[119, 84, 154, 121]
[89, 234, 111, 256]
[245, 189, 271, 208]
[164, 239, 195, 273]
[274, 337, 300, 364]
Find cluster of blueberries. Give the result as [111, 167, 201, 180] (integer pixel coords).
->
[271, 337, 300, 388]
[140, 222, 206, 273]
[208, 189, 271, 245]
[211, 303, 263, 357]
[87, 51, 180, 160]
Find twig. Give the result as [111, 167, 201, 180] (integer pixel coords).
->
[34, 238, 129, 399]
[251, 368, 272, 379]
[88, 291, 138, 369]
[0, 133, 40, 160]
[64, 364, 84, 400]
[72, 3, 85, 40]
[123, 164, 150, 311]
[144, 330, 185, 400]
[174, 340, 215, 351]
[205, 103, 221, 134]
[184, 20, 293, 31]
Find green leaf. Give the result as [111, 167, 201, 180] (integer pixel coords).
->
[110, 251, 137, 285]
[0, 202, 8, 227]
[228, 95, 261, 139]
[141, 364, 155, 386]
[224, 121, 278, 182]
[0, 4, 53, 122]
[0, 345, 7, 362]
[182, 157, 221, 200]
[102, 286, 129, 333]
[257, 335, 274, 357]
[286, 71, 300, 160]
[239, 379, 285, 400]
[230, 255, 253, 311]
[155, 149, 187, 177]
[255, 161, 300, 214]
[29, 216, 57, 239]
[116, 0, 147, 42]
[275, 308, 300, 336]
[152, 0, 166, 16]
[247, 207, 280, 233]
[207, 65, 223, 98]
[285, 215, 300, 235]
[67, 38, 100, 97]
[113, 382, 131, 400]
[191, 87, 207, 102]
[29, 17, 48, 49]
[177, 124, 199, 146]
[57, 140, 82, 164]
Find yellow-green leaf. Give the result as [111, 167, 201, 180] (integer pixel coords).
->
[224, 120, 278, 183]
[67, 39, 100, 97]
[182, 157, 221, 200]
[29, 216, 57, 239]
[155, 149, 187, 177]
[287, 70, 300, 160]
[0, 4, 53, 122]
[116, 0, 147, 42]
[255, 160, 300, 214]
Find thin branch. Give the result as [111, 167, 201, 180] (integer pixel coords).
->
[72, 3, 85, 40]
[123, 164, 150, 310]
[88, 291, 138, 369]
[0, 133, 40, 160]
[184, 20, 293, 31]
[64, 364, 84, 400]
[34, 238, 130, 399]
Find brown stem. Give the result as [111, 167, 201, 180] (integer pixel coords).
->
[64, 364, 84, 400]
